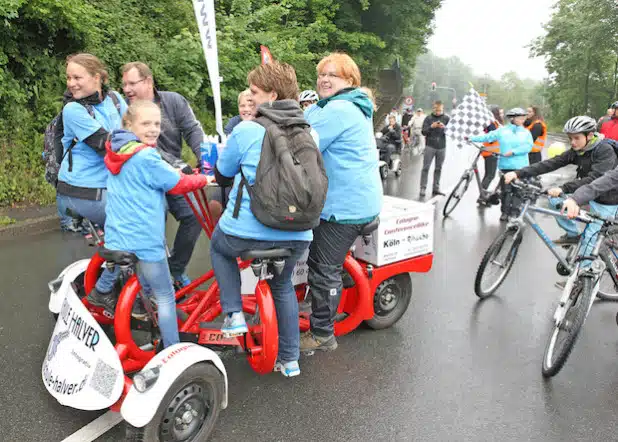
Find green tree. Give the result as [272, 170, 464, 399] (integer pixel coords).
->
[530, 0, 618, 125]
[409, 51, 543, 114]
[0, 0, 441, 206]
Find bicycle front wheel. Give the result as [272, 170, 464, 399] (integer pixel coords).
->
[542, 275, 594, 377]
[443, 175, 471, 217]
[474, 227, 522, 298]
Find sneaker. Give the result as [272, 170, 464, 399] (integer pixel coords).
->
[555, 280, 566, 290]
[432, 189, 445, 197]
[419, 188, 426, 198]
[554, 234, 581, 246]
[86, 288, 118, 317]
[173, 273, 192, 291]
[274, 360, 301, 377]
[221, 312, 248, 337]
[299, 332, 338, 353]
[61, 222, 81, 233]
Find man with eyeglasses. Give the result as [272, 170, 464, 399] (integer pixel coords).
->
[121, 61, 206, 290]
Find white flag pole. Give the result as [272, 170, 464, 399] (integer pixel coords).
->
[192, 0, 224, 140]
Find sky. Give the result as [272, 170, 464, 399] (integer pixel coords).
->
[427, 0, 555, 81]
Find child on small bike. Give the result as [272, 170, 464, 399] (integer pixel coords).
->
[89, 100, 208, 348]
[504, 115, 618, 272]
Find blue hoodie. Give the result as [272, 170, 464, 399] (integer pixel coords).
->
[470, 124, 533, 170]
[305, 88, 383, 222]
[103, 130, 181, 262]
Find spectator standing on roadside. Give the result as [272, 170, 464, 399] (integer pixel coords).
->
[419, 101, 449, 198]
[524, 105, 547, 164]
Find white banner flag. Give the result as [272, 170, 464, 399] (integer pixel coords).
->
[445, 88, 495, 148]
[192, 0, 224, 139]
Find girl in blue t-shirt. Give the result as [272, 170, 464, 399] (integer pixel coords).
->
[92, 100, 208, 348]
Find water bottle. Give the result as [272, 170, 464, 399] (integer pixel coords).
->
[200, 136, 219, 176]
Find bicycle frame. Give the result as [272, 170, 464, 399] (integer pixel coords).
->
[509, 200, 592, 274]
[463, 143, 499, 197]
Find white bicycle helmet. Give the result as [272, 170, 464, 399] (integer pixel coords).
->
[563, 115, 597, 134]
[299, 90, 319, 102]
[505, 107, 527, 117]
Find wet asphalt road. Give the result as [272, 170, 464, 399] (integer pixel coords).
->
[3, 140, 618, 441]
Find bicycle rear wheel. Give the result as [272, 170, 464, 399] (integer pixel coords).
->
[597, 241, 618, 301]
[474, 227, 522, 298]
[443, 174, 471, 217]
[542, 275, 594, 377]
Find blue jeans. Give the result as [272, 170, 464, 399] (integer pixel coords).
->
[138, 259, 180, 348]
[56, 193, 77, 229]
[166, 194, 202, 277]
[550, 196, 618, 261]
[57, 191, 119, 293]
[210, 226, 310, 363]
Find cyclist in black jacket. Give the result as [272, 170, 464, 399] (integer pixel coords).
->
[504, 116, 618, 247]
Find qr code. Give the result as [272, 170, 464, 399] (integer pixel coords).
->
[89, 359, 119, 399]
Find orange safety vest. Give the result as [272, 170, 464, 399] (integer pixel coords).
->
[526, 119, 547, 152]
[481, 120, 501, 157]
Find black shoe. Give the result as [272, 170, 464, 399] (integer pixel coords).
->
[419, 189, 426, 198]
[487, 193, 501, 206]
[553, 234, 581, 246]
[432, 190, 445, 196]
[87, 288, 118, 317]
[132, 297, 148, 320]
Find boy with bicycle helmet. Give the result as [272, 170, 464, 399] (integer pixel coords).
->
[299, 90, 319, 110]
[504, 115, 618, 252]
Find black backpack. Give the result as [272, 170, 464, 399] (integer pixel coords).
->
[233, 114, 328, 231]
[42, 93, 121, 186]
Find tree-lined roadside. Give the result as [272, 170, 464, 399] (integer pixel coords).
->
[0, 0, 440, 207]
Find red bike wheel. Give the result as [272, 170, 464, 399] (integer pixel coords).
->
[82, 252, 113, 325]
[114, 276, 155, 368]
[334, 255, 373, 336]
[244, 282, 278, 374]
[84, 252, 105, 295]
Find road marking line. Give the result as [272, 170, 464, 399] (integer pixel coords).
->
[61, 410, 123, 442]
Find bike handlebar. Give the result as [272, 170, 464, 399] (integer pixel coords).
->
[510, 179, 546, 195]
[465, 139, 502, 157]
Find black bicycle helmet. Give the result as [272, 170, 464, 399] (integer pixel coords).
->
[563, 115, 597, 134]
[505, 107, 526, 117]
[611, 101, 618, 109]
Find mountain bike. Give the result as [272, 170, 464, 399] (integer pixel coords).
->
[474, 180, 618, 302]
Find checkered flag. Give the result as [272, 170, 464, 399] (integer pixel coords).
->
[446, 88, 495, 148]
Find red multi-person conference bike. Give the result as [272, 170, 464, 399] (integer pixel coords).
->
[45, 184, 434, 441]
